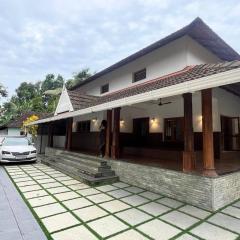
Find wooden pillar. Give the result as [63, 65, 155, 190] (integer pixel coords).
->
[65, 118, 73, 151]
[48, 123, 53, 147]
[202, 89, 217, 177]
[105, 110, 112, 158]
[111, 107, 120, 159]
[183, 93, 195, 172]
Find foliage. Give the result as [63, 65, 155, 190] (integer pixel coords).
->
[0, 84, 7, 98]
[22, 115, 39, 137]
[0, 68, 92, 127]
[66, 68, 92, 89]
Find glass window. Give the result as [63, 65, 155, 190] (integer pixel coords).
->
[133, 68, 146, 83]
[3, 137, 30, 146]
[77, 121, 91, 133]
[100, 84, 109, 94]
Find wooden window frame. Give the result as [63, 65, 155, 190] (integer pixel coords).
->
[76, 120, 91, 133]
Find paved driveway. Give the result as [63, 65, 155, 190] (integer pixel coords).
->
[0, 167, 47, 240]
[4, 164, 240, 240]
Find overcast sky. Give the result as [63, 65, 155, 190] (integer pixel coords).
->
[1, 0, 240, 99]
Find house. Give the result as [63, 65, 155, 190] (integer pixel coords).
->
[0, 112, 51, 137]
[31, 18, 240, 210]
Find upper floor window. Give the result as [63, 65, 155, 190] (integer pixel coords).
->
[133, 68, 146, 83]
[100, 83, 109, 94]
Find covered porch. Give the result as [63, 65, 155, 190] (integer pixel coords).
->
[37, 85, 240, 177]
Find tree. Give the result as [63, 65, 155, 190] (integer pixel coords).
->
[16, 82, 38, 102]
[0, 84, 7, 98]
[41, 74, 64, 93]
[22, 115, 39, 138]
[66, 68, 92, 88]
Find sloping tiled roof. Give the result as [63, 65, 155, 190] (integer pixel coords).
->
[84, 61, 240, 107]
[71, 18, 240, 90]
[67, 89, 100, 111]
[6, 112, 52, 128]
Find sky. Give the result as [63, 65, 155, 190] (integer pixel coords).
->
[0, 0, 240, 99]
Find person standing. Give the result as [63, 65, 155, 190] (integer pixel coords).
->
[99, 120, 107, 157]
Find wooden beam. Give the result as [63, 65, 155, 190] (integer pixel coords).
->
[111, 107, 120, 159]
[202, 89, 217, 177]
[105, 110, 112, 158]
[183, 93, 196, 172]
[65, 118, 73, 151]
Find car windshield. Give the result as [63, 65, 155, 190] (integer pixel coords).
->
[2, 138, 30, 146]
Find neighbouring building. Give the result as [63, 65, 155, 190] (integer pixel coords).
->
[31, 18, 240, 210]
[0, 112, 51, 137]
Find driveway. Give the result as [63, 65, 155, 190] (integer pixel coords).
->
[4, 163, 240, 240]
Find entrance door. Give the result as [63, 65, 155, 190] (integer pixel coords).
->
[164, 117, 184, 142]
[133, 117, 149, 146]
[221, 116, 240, 150]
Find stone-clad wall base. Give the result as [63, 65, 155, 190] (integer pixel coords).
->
[108, 160, 240, 211]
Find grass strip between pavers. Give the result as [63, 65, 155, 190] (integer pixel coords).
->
[4, 163, 240, 240]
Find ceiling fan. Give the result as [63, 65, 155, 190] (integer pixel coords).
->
[157, 98, 172, 106]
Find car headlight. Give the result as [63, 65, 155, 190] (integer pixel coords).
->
[31, 150, 37, 154]
[2, 151, 11, 154]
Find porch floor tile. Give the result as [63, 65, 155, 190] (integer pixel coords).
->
[28, 195, 57, 207]
[88, 215, 128, 238]
[41, 212, 79, 233]
[160, 211, 199, 230]
[121, 195, 149, 206]
[107, 189, 132, 198]
[54, 191, 80, 201]
[42, 182, 63, 189]
[108, 229, 148, 240]
[77, 188, 101, 196]
[112, 182, 130, 188]
[157, 197, 184, 208]
[19, 184, 42, 192]
[47, 186, 71, 194]
[73, 205, 108, 222]
[138, 202, 171, 216]
[51, 225, 98, 240]
[139, 191, 162, 200]
[95, 185, 118, 192]
[33, 203, 67, 218]
[115, 208, 153, 226]
[179, 205, 211, 219]
[221, 206, 240, 219]
[86, 193, 113, 204]
[63, 197, 93, 210]
[137, 219, 181, 240]
[176, 233, 199, 240]
[125, 186, 145, 194]
[23, 189, 49, 199]
[190, 222, 238, 240]
[68, 183, 89, 190]
[99, 200, 130, 213]
[207, 213, 240, 234]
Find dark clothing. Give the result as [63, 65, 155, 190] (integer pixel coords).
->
[99, 127, 106, 157]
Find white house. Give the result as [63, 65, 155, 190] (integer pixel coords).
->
[31, 18, 240, 210]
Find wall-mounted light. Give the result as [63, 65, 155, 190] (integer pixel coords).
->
[151, 117, 156, 123]
[120, 119, 125, 124]
[92, 117, 97, 123]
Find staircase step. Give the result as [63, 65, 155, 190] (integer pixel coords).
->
[41, 156, 118, 186]
[59, 154, 107, 168]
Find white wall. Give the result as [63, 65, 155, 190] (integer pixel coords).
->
[78, 36, 220, 97]
[73, 111, 106, 132]
[8, 128, 21, 136]
[119, 88, 238, 134]
[55, 87, 73, 115]
[53, 136, 66, 148]
[0, 129, 8, 135]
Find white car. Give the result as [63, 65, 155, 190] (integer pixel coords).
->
[0, 136, 37, 163]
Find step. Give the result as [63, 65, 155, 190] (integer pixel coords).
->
[58, 150, 105, 162]
[41, 157, 118, 186]
[49, 156, 115, 177]
[58, 154, 108, 168]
